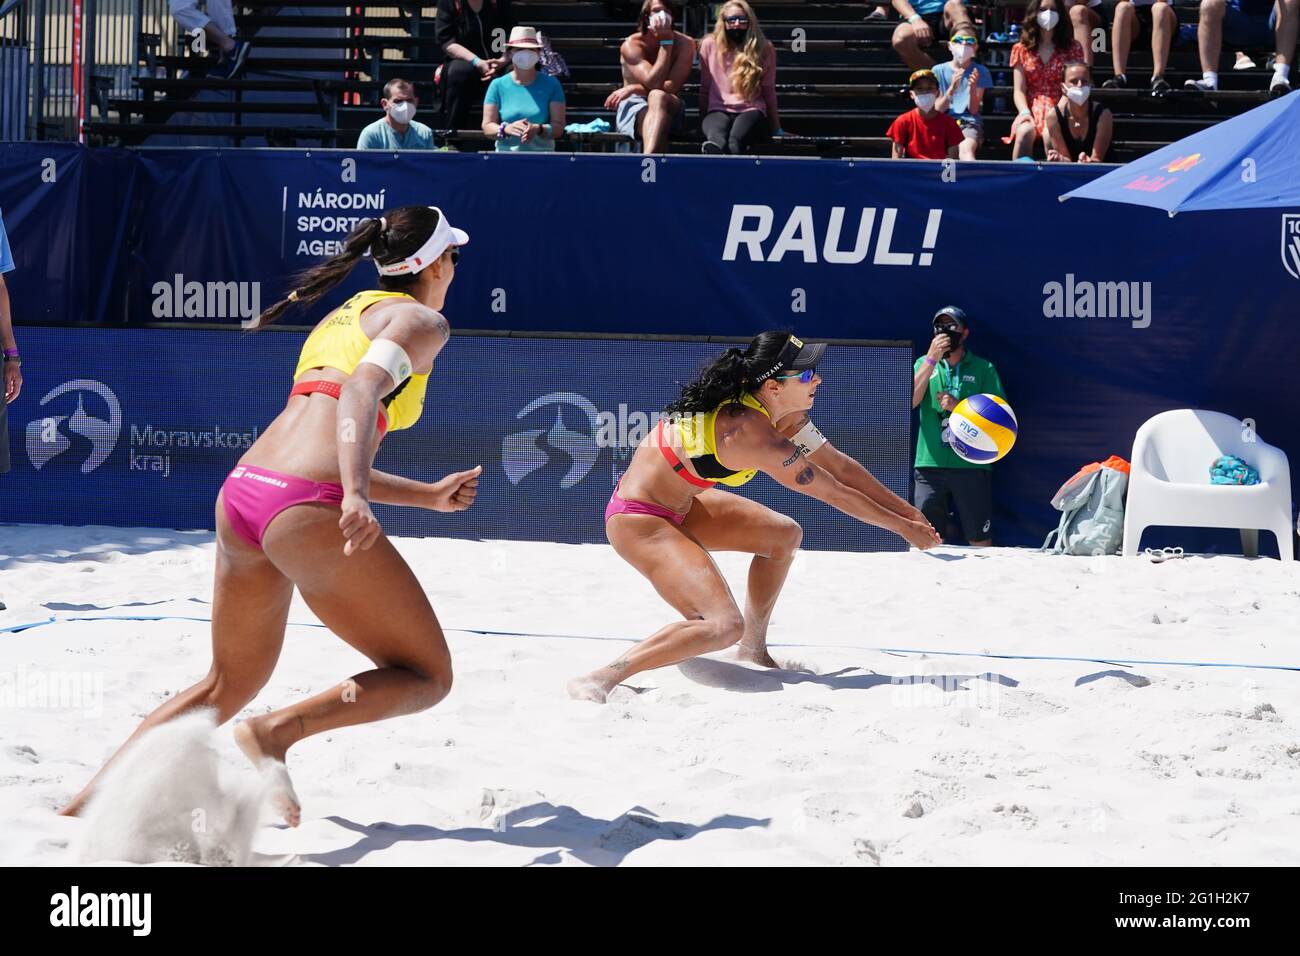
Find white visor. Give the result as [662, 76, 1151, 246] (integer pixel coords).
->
[374, 206, 470, 276]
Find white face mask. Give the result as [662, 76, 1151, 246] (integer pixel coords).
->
[1037, 9, 1059, 30]
[649, 10, 672, 30]
[512, 49, 539, 70]
[388, 101, 415, 124]
[949, 44, 974, 64]
[913, 92, 937, 111]
[1066, 85, 1091, 104]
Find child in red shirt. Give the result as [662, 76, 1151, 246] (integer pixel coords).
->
[888, 69, 964, 160]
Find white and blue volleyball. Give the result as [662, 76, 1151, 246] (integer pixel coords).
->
[947, 394, 1018, 464]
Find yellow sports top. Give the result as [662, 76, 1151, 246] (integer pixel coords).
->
[674, 391, 773, 487]
[293, 290, 429, 432]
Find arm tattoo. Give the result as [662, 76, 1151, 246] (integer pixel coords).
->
[796, 466, 815, 485]
[782, 447, 803, 468]
[433, 317, 450, 342]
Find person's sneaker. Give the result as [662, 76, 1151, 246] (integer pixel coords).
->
[1269, 75, 1292, 97]
[1150, 75, 1171, 96]
[209, 40, 250, 80]
[1233, 52, 1256, 70]
[1102, 73, 1127, 89]
[701, 141, 723, 154]
[865, 6, 887, 18]
[1184, 77, 1217, 92]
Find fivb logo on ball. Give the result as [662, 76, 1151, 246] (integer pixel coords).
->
[944, 394, 1018, 464]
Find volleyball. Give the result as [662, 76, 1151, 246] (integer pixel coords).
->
[947, 393, 1018, 464]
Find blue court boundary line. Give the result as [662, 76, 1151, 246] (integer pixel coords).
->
[4, 612, 1299, 674]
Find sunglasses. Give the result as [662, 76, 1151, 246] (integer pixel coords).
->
[724, 15, 749, 24]
[774, 369, 817, 384]
[447, 248, 460, 266]
[950, 34, 978, 44]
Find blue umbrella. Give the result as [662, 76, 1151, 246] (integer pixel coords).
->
[1060, 91, 1300, 216]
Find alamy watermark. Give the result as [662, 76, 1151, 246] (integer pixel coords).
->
[1042, 274, 1152, 329]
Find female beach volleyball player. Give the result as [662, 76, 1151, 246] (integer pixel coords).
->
[59, 206, 479, 824]
[568, 331, 941, 703]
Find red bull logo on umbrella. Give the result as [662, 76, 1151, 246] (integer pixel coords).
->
[1122, 153, 1204, 194]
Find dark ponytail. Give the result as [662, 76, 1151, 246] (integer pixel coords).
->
[249, 205, 444, 329]
[665, 330, 790, 415]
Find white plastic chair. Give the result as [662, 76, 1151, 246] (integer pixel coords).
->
[1123, 409, 1294, 560]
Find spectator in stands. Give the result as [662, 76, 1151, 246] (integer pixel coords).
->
[1064, 0, 1104, 66]
[606, 0, 697, 153]
[890, 0, 975, 69]
[482, 27, 567, 151]
[436, 0, 515, 131]
[1185, 0, 1296, 95]
[0, 208, 18, 484]
[169, 0, 249, 79]
[1044, 61, 1113, 161]
[888, 69, 963, 158]
[1007, 0, 1086, 160]
[698, 1, 783, 154]
[912, 306, 1005, 547]
[356, 79, 435, 150]
[1106, 1, 1179, 94]
[933, 29, 991, 159]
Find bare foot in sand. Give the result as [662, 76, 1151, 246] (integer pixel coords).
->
[567, 676, 612, 703]
[234, 718, 301, 827]
[735, 644, 781, 668]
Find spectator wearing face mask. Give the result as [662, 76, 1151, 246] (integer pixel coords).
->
[932, 30, 991, 160]
[1006, 0, 1085, 160]
[482, 27, 567, 151]
[698, 1, 783, 154]
[356, 79, 435, 149]
[607, 0, 697, 154]
[1045, 61, 1113, 161]
[888, 69, 963, 159]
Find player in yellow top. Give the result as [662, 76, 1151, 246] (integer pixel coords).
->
[60, 206, 481, 825]
[570, 331, 940, 703]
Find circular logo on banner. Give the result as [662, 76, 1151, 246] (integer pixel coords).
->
[26, 380, 123, 474]
[502, 392, 600, 489]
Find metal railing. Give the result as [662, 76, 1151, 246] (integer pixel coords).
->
[0, 0, 179, 140]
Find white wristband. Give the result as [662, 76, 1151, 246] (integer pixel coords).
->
[791, 419, 828, 457]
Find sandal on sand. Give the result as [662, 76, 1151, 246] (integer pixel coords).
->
[1145, 546, 1184, 563]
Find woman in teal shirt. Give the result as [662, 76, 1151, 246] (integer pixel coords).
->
[482, 26, 566, 152]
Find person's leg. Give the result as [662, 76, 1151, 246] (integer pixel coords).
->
[1111, 1, 1136, 79]
[943, 0, 975, 34]
[1011, 116, 1038, 159]
[1151, 2, 1177, 79]
[569, 513, 746, 702]
[230, 499, 454, 822]
[442, 58, 479, 130]
[701, 109, 731, 152]
[914, 467, 951, 539]
[679, 488, 802, 667]
[58, 491, 293, 816]
[950, 468, 993, 546]
[640, 88, 682, 153]
[892, 21, 934, 70]
[728, 109, 770, 153]
[1276, 0, 1298, 70]
[1070, 4, 1100, 65]
[1198, 0, 1226, 76]
[958, 132, 979, 160]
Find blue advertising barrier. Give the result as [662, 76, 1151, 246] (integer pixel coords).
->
[0, 144, 1296, 551]
[1, 326, 913, 552]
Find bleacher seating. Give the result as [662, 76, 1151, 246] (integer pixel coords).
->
[86, 0, 1284, 161]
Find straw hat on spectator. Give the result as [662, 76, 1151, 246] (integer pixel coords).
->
[506, 26, 543, 50]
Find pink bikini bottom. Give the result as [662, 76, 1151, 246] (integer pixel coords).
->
[604, 481, 689, 526]
[221, 464, 345, 549]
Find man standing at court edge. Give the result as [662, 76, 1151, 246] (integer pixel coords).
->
[911, 305, 1005, 546]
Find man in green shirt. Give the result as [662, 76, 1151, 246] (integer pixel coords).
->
[911, 306, 1005, 546]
